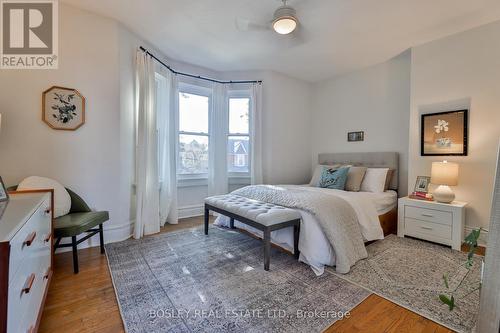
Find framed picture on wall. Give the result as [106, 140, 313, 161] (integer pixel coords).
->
[42, 86, 86, 131]
[421, 110, 468, 156]
[347, 131, 364, 142]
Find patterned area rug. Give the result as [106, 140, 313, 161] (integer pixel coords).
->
[328, 234, 481, 333]
[105, 226, 370, 333]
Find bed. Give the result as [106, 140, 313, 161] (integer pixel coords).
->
[214, 152, 399, 275]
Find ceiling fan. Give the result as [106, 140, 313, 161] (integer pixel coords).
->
[236, 0, 305, 45]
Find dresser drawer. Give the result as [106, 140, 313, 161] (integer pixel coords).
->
[9, 197, 51, 283]
[19, 262, 50, 333]
[405, 205, 452, 226]
[7, 247, 50, 333]
[405, 217, 452, 241]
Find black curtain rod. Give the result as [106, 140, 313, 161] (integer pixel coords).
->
[139, 46, 262, 85]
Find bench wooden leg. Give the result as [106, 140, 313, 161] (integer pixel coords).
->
[230, 217, 235, 229]
[263, 228, 271, 271]
[204, 207, 209, 235]
[293, 223, 300, 259]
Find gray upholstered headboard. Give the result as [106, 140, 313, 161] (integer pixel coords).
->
[318, 152, 399, 191]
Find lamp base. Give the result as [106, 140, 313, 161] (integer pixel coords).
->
[433, 185, 455, 203]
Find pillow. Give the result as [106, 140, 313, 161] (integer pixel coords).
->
[309, 164, 341, 187]
[345, 166, 367, 192]
[18, 176, 71, 218]
[384, 169, 395, 191]
[360, 168, 389, 193]
[319, 166, 350, 190]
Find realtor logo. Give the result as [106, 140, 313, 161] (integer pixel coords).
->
[1, 0, 58, 69]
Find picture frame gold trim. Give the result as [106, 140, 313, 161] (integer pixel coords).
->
[42, 86, 85, 131]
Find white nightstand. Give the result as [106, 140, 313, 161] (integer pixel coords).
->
[397, 197, 467, 250]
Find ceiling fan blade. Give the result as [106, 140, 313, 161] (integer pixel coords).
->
[235, 17, 270, 31]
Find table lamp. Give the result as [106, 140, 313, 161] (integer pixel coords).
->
[431, 161, 459, 203]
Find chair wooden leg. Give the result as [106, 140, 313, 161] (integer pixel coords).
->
[72, 236, 79, 274]
[99, 223, 105, 254]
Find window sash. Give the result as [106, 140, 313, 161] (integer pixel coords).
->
[177, 83, 211, 178]
[227, 92, 251, 177]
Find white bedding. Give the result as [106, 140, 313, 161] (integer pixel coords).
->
[214, 187, 397, 275]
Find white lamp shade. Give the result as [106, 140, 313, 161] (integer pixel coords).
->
[431, 161, 459, 186]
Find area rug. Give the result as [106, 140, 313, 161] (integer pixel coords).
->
[328, 234, 481, 333]
[105, 226, 370, 333]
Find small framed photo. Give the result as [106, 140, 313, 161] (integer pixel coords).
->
[348, 131, 364, 142]
[0, 176, 9, 202]
[414, 176, 431, 193]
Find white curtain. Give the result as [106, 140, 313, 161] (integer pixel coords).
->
[158, 70, 178, 225]
[134, 50, 160, 239]
[208, 83, 229, 196]
[250, 83, 263, 184]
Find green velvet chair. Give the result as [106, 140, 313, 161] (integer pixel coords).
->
[9, 186, 109, 274]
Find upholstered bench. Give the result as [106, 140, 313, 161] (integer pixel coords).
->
[204, 194, 301, 271]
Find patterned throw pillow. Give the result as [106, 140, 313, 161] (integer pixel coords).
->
[319, 166, 350, 190]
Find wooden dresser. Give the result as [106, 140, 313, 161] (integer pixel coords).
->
[0, 191, 54, 333]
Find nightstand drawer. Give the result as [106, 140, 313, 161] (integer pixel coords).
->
[405, 218, 452, 240]
[405, 205, 452, 225]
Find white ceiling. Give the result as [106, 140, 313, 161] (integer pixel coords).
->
[62, 0, 500, 82]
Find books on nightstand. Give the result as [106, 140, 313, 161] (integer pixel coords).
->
[409, 191, 434, 201]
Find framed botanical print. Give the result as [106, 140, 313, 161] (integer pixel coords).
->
[421, 110, 468, 156]
[42, 86, 85, 130]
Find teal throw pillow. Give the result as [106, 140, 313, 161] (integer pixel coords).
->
[319, 166, 350, 190]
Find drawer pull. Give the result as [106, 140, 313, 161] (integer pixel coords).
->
[22, 273, 35, 294]
[24, 232, 36, 246]
[421, 213, 434, 218]
[44, 267, 51, 280]
[44, 208, 51, 215]
[420, 226, 433, 230]
[44, 232, 52, 243]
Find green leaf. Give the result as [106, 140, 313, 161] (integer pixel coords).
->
[439, 294, 455, 311]
[464, 228, 481, 246]
[443, 274, 449, 289]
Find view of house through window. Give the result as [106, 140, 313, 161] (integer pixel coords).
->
[227, 97, 250, 174]
[178, 91, 210, 175]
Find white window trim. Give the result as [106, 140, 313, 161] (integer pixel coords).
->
[177, 82, 212, 182]
[227, 90, 252, 178]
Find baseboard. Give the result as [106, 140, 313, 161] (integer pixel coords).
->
[178, 204, 204, 219]
[465, 226, 489, 247]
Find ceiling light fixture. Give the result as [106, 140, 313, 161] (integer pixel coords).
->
[272, 0, 298, 35]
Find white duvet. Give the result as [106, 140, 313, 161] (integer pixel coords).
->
[214, 186, 394, 275]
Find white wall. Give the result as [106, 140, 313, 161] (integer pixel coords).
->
[0, 4, 134, 247]
[310, 50, 412, 195]
[409, 20, 500, 234]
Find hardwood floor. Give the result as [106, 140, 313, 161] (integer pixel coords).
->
[40, 216, 455, 333]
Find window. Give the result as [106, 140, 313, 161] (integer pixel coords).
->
[178, 87, 210, 177]
[227, 96, 251, 174]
